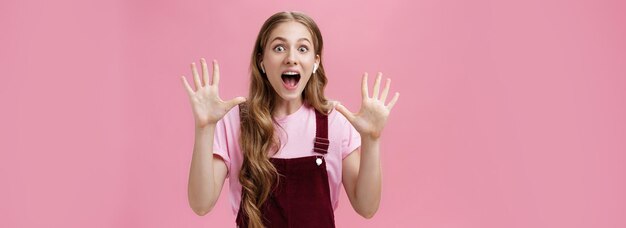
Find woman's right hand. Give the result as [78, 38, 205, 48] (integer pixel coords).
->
[181, 58, 246, 129]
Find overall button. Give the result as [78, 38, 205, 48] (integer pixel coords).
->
[316, 157, 323, 166]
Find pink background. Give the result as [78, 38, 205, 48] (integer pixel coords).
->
[2, 0, 625, 227]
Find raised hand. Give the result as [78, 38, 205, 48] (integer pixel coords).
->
[181, 58, 246, 129]
[335, 72, 399, 140]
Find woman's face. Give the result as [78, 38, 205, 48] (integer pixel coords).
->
[261, 21, 320, 103]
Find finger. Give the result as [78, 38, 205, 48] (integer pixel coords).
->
[212, 60, 220, 86]
[361, 72, 369, 99]
[191, 62, 202, 89]
[180, 76, 194, 95]
[225, 96, 247, 109]
[386, 92, 400, 110]
[380, 78, 391, 103]
[201, 58, 210, 86]
[372, 72, 382, 100]
[335, 103, 355, 122]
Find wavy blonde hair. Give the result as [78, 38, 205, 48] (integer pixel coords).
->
[238, 11, 332, 228]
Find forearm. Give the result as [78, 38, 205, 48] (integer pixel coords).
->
[187, 124, 217, 215]
[354, 137, 382, 218]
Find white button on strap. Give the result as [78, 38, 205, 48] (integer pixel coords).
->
[316, 157, 323, 166]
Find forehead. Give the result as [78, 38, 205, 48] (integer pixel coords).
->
[268, 21, 313, 43]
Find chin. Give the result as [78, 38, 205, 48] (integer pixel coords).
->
[269, 76, 309, 102]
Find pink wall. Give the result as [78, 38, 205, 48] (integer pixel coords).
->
[2, 0, 625, 227]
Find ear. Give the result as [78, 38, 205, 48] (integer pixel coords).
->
[257, 52, 264, 71]
[259, 61, 265, 73]
[257, 53, 263, 65]
[315, 54, 320, 66]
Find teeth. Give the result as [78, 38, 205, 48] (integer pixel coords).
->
[283, 72, 299, 75]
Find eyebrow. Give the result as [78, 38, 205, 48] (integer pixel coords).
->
[270, 36, 311, 44]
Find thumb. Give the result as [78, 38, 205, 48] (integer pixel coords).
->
[335, 103, 354, 121]
[226, 96, 247, 109]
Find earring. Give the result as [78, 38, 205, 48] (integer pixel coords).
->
[260, 64, 265, 74]
[313, 63, 318, 74]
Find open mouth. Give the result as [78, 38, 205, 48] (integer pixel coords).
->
[281, 73, 301, 89]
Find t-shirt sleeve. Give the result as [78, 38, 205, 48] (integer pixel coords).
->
[341, 113, 362, 160]
[212, 115, 231, 176]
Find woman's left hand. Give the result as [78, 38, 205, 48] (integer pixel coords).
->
[335, 72, 400, 140]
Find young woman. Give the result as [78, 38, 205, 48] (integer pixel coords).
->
[182, 11, 399, 228]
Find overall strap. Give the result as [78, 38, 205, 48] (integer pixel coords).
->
[313, 109, 329, 154]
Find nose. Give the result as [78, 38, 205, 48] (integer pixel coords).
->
[284, 50, 297, 66]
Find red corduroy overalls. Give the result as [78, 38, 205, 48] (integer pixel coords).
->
[236, 109, 335, 228]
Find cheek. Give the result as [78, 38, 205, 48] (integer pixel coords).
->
[263, 54, 282, 66]
[302, 54, 315, 62]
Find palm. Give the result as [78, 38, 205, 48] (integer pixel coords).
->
[181, 58, 246, 128]
[336, 72, 399, 140]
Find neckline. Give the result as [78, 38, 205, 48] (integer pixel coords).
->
[274, 102, 308, 123]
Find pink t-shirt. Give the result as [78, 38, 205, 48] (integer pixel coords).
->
[212, 103, 361, 215]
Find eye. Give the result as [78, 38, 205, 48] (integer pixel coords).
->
[298, 46, 309, 53]
[273, 45, 285, 52]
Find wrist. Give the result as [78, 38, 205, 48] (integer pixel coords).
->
[361, 136, 381, 148]
[195, 124, 216, 133]
[361, 131, 382, 142]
